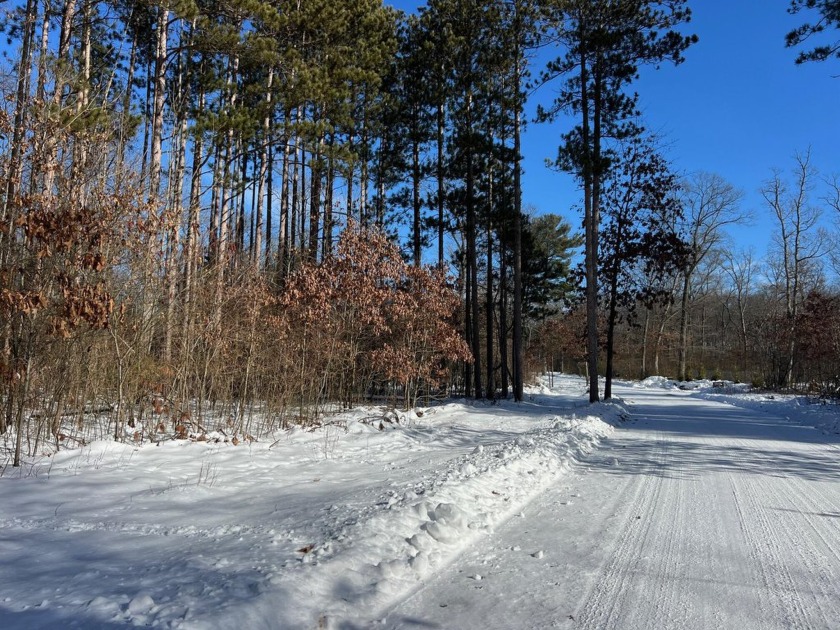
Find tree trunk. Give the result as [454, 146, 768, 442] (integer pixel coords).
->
[463, 248, 472, 398]
[42, 0, 76, 194]
[580, 40, 600, 403]
[149, 5, 168, 203]
[116, 29, 138, 185]
[214, 46, 239, 329]
[209, 141, 222, 262]
[254, 68, 273, 269]
[237, 149, 248, 262]
[299, 135, 307, 251]
[2, 0, 36, 224]
[323, 137, 335, 259]
[485, 196, 494, 401]
[412, 113, 422, 266]
[139, 3, 168, 356]
[512, 37, 524, 403]
[604, 274, 619, 400]
[279, 108, 293, 274]
[31, 0, 50, 191]
[360, 105, 369, 225]
[308, 130, 324, 262]
[74, 0, 92, 203]
[678, 269, 691, 381]
[164, 57, 188, 365]
[265, 141, 273, 267]
[465, 91, 482, 400]
[290, 110, 300, 257]
[182, 82, 205, 380]
[641, 307, 650, 378]
[500, 235, 509, 398]
[437, 100, 445, 267]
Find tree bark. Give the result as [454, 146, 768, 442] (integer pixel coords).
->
[254, 68, 273, 269]
[437, 100, 446, 267]
[580, 33, 599, 403]
[42, 0, 76, 194]
[466, 91, 482, 400]
[485, 168, 495, 401]
[412, 110, 422, 266]
[678, 268, 692, 381]
[512, 34, 524, 403]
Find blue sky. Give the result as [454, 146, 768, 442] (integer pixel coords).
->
[387, 0, 840, 258]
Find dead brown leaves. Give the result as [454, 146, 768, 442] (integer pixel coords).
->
[280, 221, 470, 396]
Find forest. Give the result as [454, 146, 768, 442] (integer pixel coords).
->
[0, 0, 838, 467]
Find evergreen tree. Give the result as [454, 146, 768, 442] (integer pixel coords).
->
[539, 0, 696, 402]
[521, 213, 581, 322]
[387, 13, 435, 266]
[787, 0, 840, 63]
[498, 0, 541, 403]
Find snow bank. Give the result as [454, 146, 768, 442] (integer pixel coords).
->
[637, 375, 677, 389]
[698, 389, 840, 435]
[0, 375, 613, 630]
[202, 414, 612, 629]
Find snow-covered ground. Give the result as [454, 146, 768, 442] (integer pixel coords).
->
[1, 375, 839, 629]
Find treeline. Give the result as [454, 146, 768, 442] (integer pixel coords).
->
[0, 0, 593, 465]
[532, 155, 840, 396]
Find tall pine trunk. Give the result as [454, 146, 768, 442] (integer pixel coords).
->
[308, 129, 324, 261]
[278, 108, 293, 274]
[580, 32, 600, 403]
[485, 179, 494, 401]
[436, 100, 445, 267]
[505, 9, 526, 402]
[412, 110, 422, 266]
[465, 91, 482, 400]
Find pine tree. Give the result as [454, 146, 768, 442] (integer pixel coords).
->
[388, 13, 435, 266]
[787, 0, 840, 63]
[424, 0, 491, 398]
[499, 0, 540, 403]
[540, 0, 696, 402]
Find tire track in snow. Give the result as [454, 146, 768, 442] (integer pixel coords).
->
[785, 476, 840, 566]
[681, 454, 728, 630]
[731, 473, 811, 630]
[729, 432, 840, 628]
[574, 431, 673, 630]
[771, 476, 840, 625]
[564, 394, 840, 630]
[644, 443, 690, 630]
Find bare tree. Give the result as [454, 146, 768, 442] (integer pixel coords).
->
[825, 173, 840, 278]
[677, 172, 746, 381]
[722, 248, 758, 379]
[762, 151, 828, 388]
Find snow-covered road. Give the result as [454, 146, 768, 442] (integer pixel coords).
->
[385, 383, 840, 630]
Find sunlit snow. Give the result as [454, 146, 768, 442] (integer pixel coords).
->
[2, 375, 839, 629]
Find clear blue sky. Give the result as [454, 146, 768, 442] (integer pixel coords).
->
[387, 0, 840, 258]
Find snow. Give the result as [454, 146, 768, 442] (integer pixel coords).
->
[2, 374, 839, 629]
